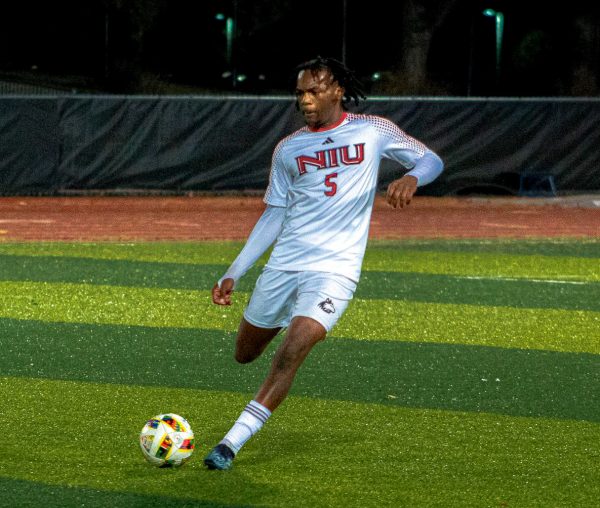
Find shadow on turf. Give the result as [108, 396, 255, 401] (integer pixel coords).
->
[0, 476, 250, 508]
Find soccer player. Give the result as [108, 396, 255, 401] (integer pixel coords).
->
[204, 56, 444, 470]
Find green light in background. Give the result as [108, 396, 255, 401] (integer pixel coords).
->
[215, 13, 234, 66]
[482, 8, 504, 80]
[225, 17, 234, 65]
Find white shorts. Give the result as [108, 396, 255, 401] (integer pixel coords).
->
[243, 268, 357, 332]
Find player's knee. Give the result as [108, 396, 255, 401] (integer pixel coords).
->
[234, 349, 257, 364]
[272, 341, 313, 373]
[272, 351, 294, 374]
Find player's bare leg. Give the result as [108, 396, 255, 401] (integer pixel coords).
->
[234, 318, 281, 364]
[205, 316, 326, 470]
[254, 316, 326, 412]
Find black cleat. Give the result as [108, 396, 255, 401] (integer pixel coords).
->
[203, 443, 235, 470]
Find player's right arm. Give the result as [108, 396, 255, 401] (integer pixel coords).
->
[212, 204, 286, 305]
[213, 138, 292, 306]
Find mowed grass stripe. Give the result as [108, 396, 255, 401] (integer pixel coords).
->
[1, 319, 598, 421]
[0, 242, 245, 265]
[339, 298, 600, 353]
[2, 376, 599, 508]
[0, 254, 261, 292]
[1, 254, 599, 312]
[361, 249, 600, 281]
[367, 238, 600, 258]
[0, 477, 243, 508]
[0, 241, 598, 281]
[0, 281, 598, 354]
[356, 271, 600, 311]
[1, 238, 600, 260]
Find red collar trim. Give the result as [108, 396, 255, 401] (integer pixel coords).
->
[308, 112, 347, 132]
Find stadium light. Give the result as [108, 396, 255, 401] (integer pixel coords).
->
[215, 13, 232, 63]
[483, 8, 504, 81]
[215, 8, 237, 87]
[225, 17, 234, 66]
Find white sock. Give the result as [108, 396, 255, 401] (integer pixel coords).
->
[220, 400, 271, 455]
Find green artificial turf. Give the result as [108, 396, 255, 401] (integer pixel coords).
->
[1, 318, 598, 421]
[0, 239, 598, 507]
[0, 280, 598, 353]
[1, 377, 598, 508]
[0, 254, 599, 311]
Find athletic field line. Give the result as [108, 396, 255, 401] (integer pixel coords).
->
[458, 275, 590, 285]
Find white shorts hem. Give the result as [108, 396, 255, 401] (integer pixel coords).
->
[243, 311, 287, 330]
[289, 313, 330, 332]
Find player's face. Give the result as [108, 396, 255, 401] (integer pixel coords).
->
[295, 69, 344, 129]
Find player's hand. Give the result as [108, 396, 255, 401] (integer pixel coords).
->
[212, 278, 235, 306]
[386, 175, 418, 209]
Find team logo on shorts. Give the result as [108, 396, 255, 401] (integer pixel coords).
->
[318, 298, 335, 314]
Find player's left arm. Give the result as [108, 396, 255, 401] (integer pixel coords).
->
[386, 150, 443, 208]
[373, 117, 444, 209]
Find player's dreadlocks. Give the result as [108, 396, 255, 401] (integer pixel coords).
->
[292, 56, 367, 108]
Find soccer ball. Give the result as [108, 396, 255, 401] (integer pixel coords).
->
[139, 413, 195, 467]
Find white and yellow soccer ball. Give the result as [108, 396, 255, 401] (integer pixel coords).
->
[139, 413, 195, 467]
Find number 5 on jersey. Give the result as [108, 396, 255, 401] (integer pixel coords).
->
[324, 172, 338, 196]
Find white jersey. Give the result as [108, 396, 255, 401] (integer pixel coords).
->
[263, 112, 429, 282]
